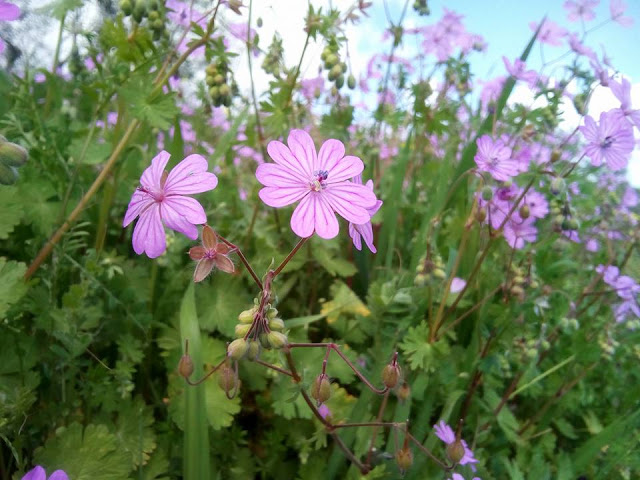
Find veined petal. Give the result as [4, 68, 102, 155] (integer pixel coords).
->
[162, 195, 207, 224]
[256, 163, 306, 188]
[354, 222, 376, 253]
[349, 223, 363, 251]
[324, 191, 371, 225]
[194, 258, 215, 282]
[123, 190, 154, 227]
[202, 225, 218, 250]
[215, 255, 235, 273]
[314, 195, 340, 239]
[141, 150, 171, 190]
[189, 246, 206, 260]
[327, 155, 364, 183]
[164, 154, 218, 194]
[325, 181, 378, 208]
[259, 186, 309, 208]
[132, 204, 166, 258]
[290, 194, 316, 238]
[267, 140, 312, 182]
[160, 201, 199, 240]
[288, 129, 317, 175]
[317, 138, 345, 172]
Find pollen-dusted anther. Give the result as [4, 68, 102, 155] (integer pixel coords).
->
[311, 373, 332, 405]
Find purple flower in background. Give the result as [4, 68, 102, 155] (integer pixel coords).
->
[300, 76, 325, 101]
[502, 57, 538, 87]
[580, 111, 635, 171]
[567, 33, 597, 61]
[474, 135, 519, 181]
[0, 1, 20, 53]
[564, 0, 599, 22]
[609, 77, 640, 129]
[318, 403, 331, 419]
[449, 475, 482, 480]
[22, 466, 68, 480]
[503, 219, 538, 249]
[348, 175, 383, 253]
[123, 151, 218, 258]
[256, 130, 377, 239]
[610, 0, 634, 27]
[450, 277, 466, 293]
[433, 421, 479, 469]
[523, 191, 549, 219]
[166, 0, 205, 27]
[529, 19, 567, 46]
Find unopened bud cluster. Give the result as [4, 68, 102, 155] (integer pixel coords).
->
[0, 135, 28, 185]
[320, 41, 355, 93]
[230, 301, 288, 360]
[550, 198, 579, 232]
[414, 253, 445, 286]
[412, 0, 430, 15]
[119, 0, 167, 39]
[206, 58, 235, 107]
[262, 35, 284, 77]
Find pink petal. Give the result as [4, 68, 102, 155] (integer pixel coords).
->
[160, 201, 199, 240]
[189, 246, 206, 260]
[164, 154, 218, 194]
[141, 151, 171, 190]
[194, 258, 215, 282]
[123, 190, 154, 227]
[259, 186, 309, 208]
[132, 204, 166, 258]
[287, 129, 317, 176]
[314, 195, 340, 239]
[327, 155, 365, 183]
[325, 181, 378, 208]
[162, 195, 207, 224]
[215, 255, 235, 273]
[349, 223, 363, 251]
[353, 221, 376, 253]
[202, 226, 217, 250]
[267, 140, 312, 182]
[48, 471, 70, 480]
[0, 2, 20, 21]
[290, 194, 316, 238]
[256, 163, 305, 188]
[324, 191, 371, 225]
[21, 466, 46, 480]
[317, 139, 346, 172]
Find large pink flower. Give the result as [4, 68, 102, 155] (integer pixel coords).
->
[580, 111, 635, 171]
[123, 151, 218, 258]
[256, 130, 377, 239]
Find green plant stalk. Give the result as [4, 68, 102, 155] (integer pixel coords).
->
[509, 354, 575, 399]
[179, 284, 210, 480]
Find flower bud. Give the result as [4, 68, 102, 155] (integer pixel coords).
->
[228, 338, 249, 360]
[335, 75, 344, 89]
[246, 340, 261, 360]
[238, 308, 256, 324]
[347, 74, 356, 89]
[550, 177, 565, 195]
[259, 333, 270, 349]
[267, 331, 287, 349]
[0, 143, 28, 167]
[257, 17, 263, 27]
[396, 382, 411, 401]
[481, 186, 493, 201]
[325, 53, 339, 68]
[432, 268, 446, 280]
[395, 447, 413, 472]
[119, 0, 133, 15]
[268, 318, 285, 331]
[519, 204, 530, 220]
[550, 149, 562, 163]
[0, 163, 17, 185]
[178, 354, 194, 379]
[475, 207, 487, 223]
[266, 306, 278, 320]
[311, 374, 331, 404]
[446, 439, 465, 464]
[382, 363, 401, 389]
[217, 365, 237, 392]
[235, 323, 251, 338]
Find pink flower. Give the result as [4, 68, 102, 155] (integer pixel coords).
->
[433, 421, 479, 468]
[580, 111, 635, 170]
[564, 0, 599, 22]
[450, 277, 466, 293]
[502, 57, 538, 87]
[123, 151, 218, 258]
[22, 466, 68, 480]
[256, 130, 378, 239]
[0, 1, 20, 54]
[609, 77, 640, 129]
[529, 19, 567, 46]
[610, 0, 634, 27]
[503, 219, 538, 249]
[189, 226, 234, 282]
[348, 175, 383, 253]
[474, 135, 519, 181]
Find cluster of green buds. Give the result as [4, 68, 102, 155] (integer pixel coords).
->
[414, 253, 445, 287]
[559, 316, 580, 332]
[412, 0, 430, 16]
[0, 136, 28, 185]
[228, 301, 288, 361]
[550, 198, 579, 232]
[120, 0, 166, 39]
[514, 333, 550, 361]
[262, 34, 284, 77]
[598, 332, 620, 359]
[206, 60, 234, 107]
[320, 41, 355, 93]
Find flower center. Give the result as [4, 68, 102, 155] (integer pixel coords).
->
[310, 170, 329, 192]
[204, 250, 217, 260]
[601, 136, 614, 149]
[137, 186, 165, 202]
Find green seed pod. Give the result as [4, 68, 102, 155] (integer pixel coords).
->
[325, 53, 339, 68]
[446, 439, 465, 464]
[219, 84, 231, 97]
[311, 374, 331, 404]
[213, 73, 225, 85]
[335, 74, 344, 89]
[526, 347, 538, 359]
[396, 382, 411, 401]
[132, 2, 146, 22]
[209, 86, 220, 100]
[119, 0, 133, 15]
[476, 206, 487, 223]
[432, 268, 446, 280]
[519, 204, 530, 219]
[257, 17, 263, 27]
[328, 64, 342, 81]
[238, 307, 256, 324]
[205, 64, 217, 76]
[481, 186, 493, 201]
[267, 307, 278, 320]
[247, 340, 261, 360]
[177, 354, 194, 379]
[0, 142, 27, 167]
[413, 273, 427, 287]
[148, 10, 159, 20]
[267, 331, 287, 349]
[268, 318, 285, 331]
[259, 332, 270, 349]
[511, 285, 525, 297]
[347, 74, 356, 89]
[205, 75, 216, 86]
[228, 338, 249, 360]
[567, 218, 579, 230]
[152, 19, 164, 31]
[0, 163, 17, 185]
[550, 177, 565, 195]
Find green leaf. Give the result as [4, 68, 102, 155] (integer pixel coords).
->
[0, 186, 24, 239]
[120, 81, 179, 130]
[114, 398, 157, 469]
[312, 244, 357, 277]
[202, 337, 241, 430]
[34, 423, 131, 480]
[0, 258, 28, 319]
[35, 0, 82, 19]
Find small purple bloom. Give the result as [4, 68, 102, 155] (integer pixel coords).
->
[610, 0, 634, 27]
[300, 76, 325, 101]
[529, 19, 567, 46]
[580, 111, 635, 171]
[0, 1, 20, 53]
[503, 219, 538, 249]
[433, 421, 479, 469]
[22, 466, 69, 480]
[564, 0, 598, 22]
[609, 77, 640, 129]
[348, 175, 383, 253]
[450, 277, 466, 293]
[123, 151, 218, 258]
[256, 130, 378, 239]
[474, 135, 519, 181]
